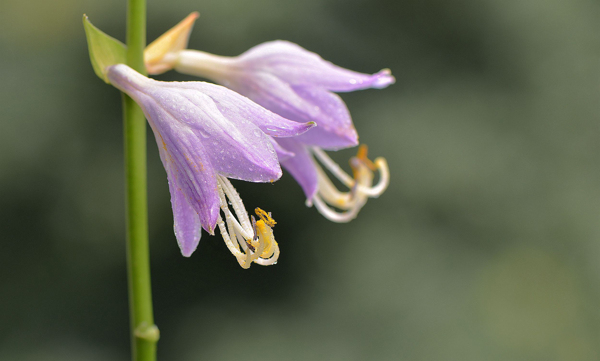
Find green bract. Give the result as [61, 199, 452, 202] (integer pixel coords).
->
[83, 15, 126, 83]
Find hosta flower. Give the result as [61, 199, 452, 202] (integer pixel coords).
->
[107, 64, 315, 268]
[145, 37, 392, 222]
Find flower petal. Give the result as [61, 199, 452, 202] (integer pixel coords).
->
[270, 137, 295, 161]
[162, 149, 202, 256]
[109, 64, 225, 232]
[238, 41, 396, 92]
[108, 64, 288, 183]
[218, 72, 356, 150]
[276, 138, 318, 200]
[165, 88, 283, 182]
[155, 125, 220, 234]
[174, 80, 316, 138]
[291, 85, 358, 150]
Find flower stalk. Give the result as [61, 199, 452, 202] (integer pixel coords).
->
[123, 0, 158, 360]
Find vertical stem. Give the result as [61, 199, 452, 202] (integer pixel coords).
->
[123, 0, 158, 360]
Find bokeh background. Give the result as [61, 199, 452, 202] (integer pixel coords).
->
[2, 0, 600, 360]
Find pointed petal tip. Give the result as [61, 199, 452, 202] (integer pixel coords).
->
[305, 185, 318, 203]
[371, 69, 395, 89]
[253, 163, 283, 183]
[275, 167, 283, 180]
[295, 121, 358, 150]
[260, 119, 317, 138]
[296, 121, 317, 135]
[203, 222, 216, 236]
[300, 120, 317, 134]
[173, 214, 202, 258]
[333, 133, 359, 150]
[180, 247, 196, 257]
[175, 229, 201, 257]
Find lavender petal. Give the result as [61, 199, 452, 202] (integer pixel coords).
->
[238, 41, 395, 92]
[276, 138, 319, 200]
[163, 152, 202, 256]
[179, 80, 316, 138]
[221, 72, 356, 150]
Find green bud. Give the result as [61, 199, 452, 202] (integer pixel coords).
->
[83, 15, 126, 83]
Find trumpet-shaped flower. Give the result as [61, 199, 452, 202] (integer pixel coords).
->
[107, 64, 315, 267]
[145, 39, 393, 221]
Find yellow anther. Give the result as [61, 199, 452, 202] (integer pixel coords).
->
[352, 144, 377, 172]
[255, 207, 276, 227]
[349, 144, 375, 182]
[356, 143, 369, 161]
[255, 220, 277, 258]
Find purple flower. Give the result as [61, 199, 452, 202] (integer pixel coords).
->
[172, 41, 394, 149]
[164, 41, 392, 221]
[107, 64, 314, 266]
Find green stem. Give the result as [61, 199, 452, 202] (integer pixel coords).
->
[123, 0, 157, 360]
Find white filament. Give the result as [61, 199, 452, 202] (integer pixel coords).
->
[312, 194, 362, 223]
[312, 147, 354, 187]
[309, 147, 389, 222]
[215, 175, 279, 268]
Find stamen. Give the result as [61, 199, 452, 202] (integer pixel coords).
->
[255, 207, 277, 227]
[219, 176, 252, 232]
[312, 194, 363, 223]
[354, 144, 377, 171]
[214, 175, 280, 268]
[314, 164, 357, 210]
[309, 145, 389, 222]
[359, 157, 389, 197]
[252, 219, 279, 266]
[312, 147, 354, 188]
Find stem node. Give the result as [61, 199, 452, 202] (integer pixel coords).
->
[134, 322, 161, 342]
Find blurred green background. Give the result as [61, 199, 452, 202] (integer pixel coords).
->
[1, 0, 600, 360]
